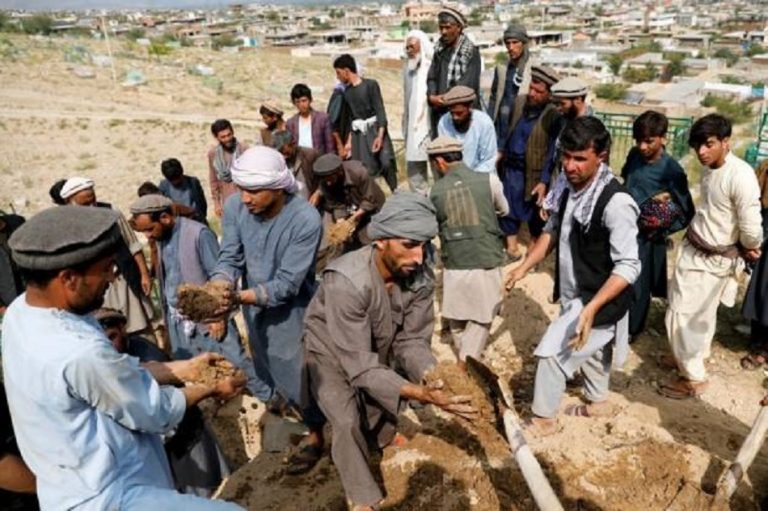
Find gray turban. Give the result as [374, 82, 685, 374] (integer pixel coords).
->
[503, 24, 529, 43]
[10, 205, 121, 270]
[368, 192, 438, 242]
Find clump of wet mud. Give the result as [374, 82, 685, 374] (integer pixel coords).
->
[176, 281, 231, 322]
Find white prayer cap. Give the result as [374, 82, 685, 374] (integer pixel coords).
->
[60, 176, 95, 200]
[231, 146, 298, 194]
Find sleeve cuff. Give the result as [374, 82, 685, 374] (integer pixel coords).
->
[354, 369, 409, 417]
[165, 387, 187, 429]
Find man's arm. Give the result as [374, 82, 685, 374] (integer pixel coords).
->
[733, 165, 764, 251]
[238, 211, 322, 307]
[489, 172, 510, 217]
[210, 199, 244, 284]
[569, 193, 641, 349]
[487, 66, 500, 119]
[391, 283, 437, 382]
[207, 149, 223, 217]
[64, 344, 188, 434]
[0, 453, 35, 494]
[505, 216, 558, 290]
[476, 117, 499, 174]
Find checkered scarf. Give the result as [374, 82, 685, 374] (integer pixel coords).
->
[436, 34, 475, 88]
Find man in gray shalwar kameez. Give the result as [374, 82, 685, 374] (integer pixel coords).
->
[129, 194, 260, 397]
[303, 193, 476, 510]
[506, 117, 640, 436]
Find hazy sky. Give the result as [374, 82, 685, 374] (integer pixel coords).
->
[0, 0, 259, 10]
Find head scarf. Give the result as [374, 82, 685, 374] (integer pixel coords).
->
[368, 192, 438, 241]
[405, 29, 434, 62]
[60, 177, 95, 200]
[230, 146, 298, 194]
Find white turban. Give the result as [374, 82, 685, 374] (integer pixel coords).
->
[60, 176, 95, 200]
[231, 146, 298, 194]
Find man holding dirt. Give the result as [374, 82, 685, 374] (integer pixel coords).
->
[662, 114, 763, 398]
[427, 136, 508, 367]
[303, 193, 476, 510]
[2, 205, 245, 510]
[312, 153, 385, 270]
[129, 194, 260, 397]
[505, 117, 640, 436]
[208, 146, 325, 468]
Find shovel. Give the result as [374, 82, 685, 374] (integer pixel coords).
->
[466, 357, 564, 511]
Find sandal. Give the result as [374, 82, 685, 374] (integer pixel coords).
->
[564, 402, 617, 418]
[658, 378, 708, 400]
[740, 351, 768, 371]
[285, 444, 324, 475]
[658, 354, 679, 370]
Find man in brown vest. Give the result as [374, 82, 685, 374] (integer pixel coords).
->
[498, 65, 560, 261]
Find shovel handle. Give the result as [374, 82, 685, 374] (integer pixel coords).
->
[503, 410, 564, 511]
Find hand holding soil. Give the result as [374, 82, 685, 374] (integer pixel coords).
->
[176, 280, 237, 323]
[327, 218, 356, 247]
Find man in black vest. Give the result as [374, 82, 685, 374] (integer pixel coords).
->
[505, 117, 640, 436]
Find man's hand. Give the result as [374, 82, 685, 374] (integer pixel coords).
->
[175, 352, 228, 383]
[504, 265, 527, 291]
[206, 320, 227, 341]
[371, 136, 383, 153]
[539, 208, 550, 221]
[760, 394, 768, 406]
[141, 273, 152, 296]
[568, 304, 596, 351]
[210, 280, 237, 316]
[744, 247, 762, 263]
[531, 182, 547, 207]
[428, 94, 445, 107]
[213, 374, 247, 401]
[308, 190, 322, 207]
[426, 388, 478, 420]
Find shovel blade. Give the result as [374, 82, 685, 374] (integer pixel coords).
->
[465, 356, 516, 437]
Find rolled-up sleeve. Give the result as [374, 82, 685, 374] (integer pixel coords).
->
[322, 272, 409, 416]
[64, 344, 186, 435]
[603, 193, 641, 285]
[489, 173, 510, 217]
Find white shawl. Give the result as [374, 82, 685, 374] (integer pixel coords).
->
[403, 30, 433, 162]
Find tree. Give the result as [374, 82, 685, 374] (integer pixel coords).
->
[419, 20, 437, 33]
[663, 53, 686, 80]
[21, 14, 53, 35]
[622, 63, 657, 83]
[607, 54, 623, 76]
[594, 83, 629, 101]
[125, 28, 146, 41]
[713, 48, 739, 67]
[265, 11, 280, 23]
[746, 43, 766, 57]
[400, 20, 411, 30]
[700, 94, 753, 124]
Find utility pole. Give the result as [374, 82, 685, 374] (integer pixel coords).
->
[100, 16, 117, 84]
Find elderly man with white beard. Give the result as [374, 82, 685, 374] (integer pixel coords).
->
[402, 30, 434, 195]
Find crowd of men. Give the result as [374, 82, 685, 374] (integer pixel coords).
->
[1, 6, 768, 511]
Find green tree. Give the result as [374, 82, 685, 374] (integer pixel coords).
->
[265, 11, 280, 23]
[125, 27, 146, 41]
[713, 48, 738, 67]
[664, 53, 686, 80]
[700, 94, 753, 124]
[211, 33, 241, 50]
[622, 63, 657, 83]
[419, 20, 437, 33]
[147, 40, 171, 59]
[746, 43, 765, 57]
[400, 20, 411, 30]
[606, 54, 623, 76]
[594, 83, 629, 101]
[21, 14, 53, 35]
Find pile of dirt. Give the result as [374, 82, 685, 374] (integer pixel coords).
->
[190, 358, 243, 387]
[176, 281, 231, 322]
[326, 218, 355, 246]
[424, 362, 510, 458]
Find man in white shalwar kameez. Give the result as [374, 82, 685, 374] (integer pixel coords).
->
[403, 30, 433, 194]
[506, 117, 640, 436]
[661, 114, 763, 399]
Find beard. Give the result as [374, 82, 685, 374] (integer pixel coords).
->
[407, 56, 421, 72]
[222, 137, 237, 152]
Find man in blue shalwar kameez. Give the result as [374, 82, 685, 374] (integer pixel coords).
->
[1, 205, 245, 510]
[208, 145, 326, 472]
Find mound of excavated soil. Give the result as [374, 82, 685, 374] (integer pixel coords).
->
[176, 281, 231, 323]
